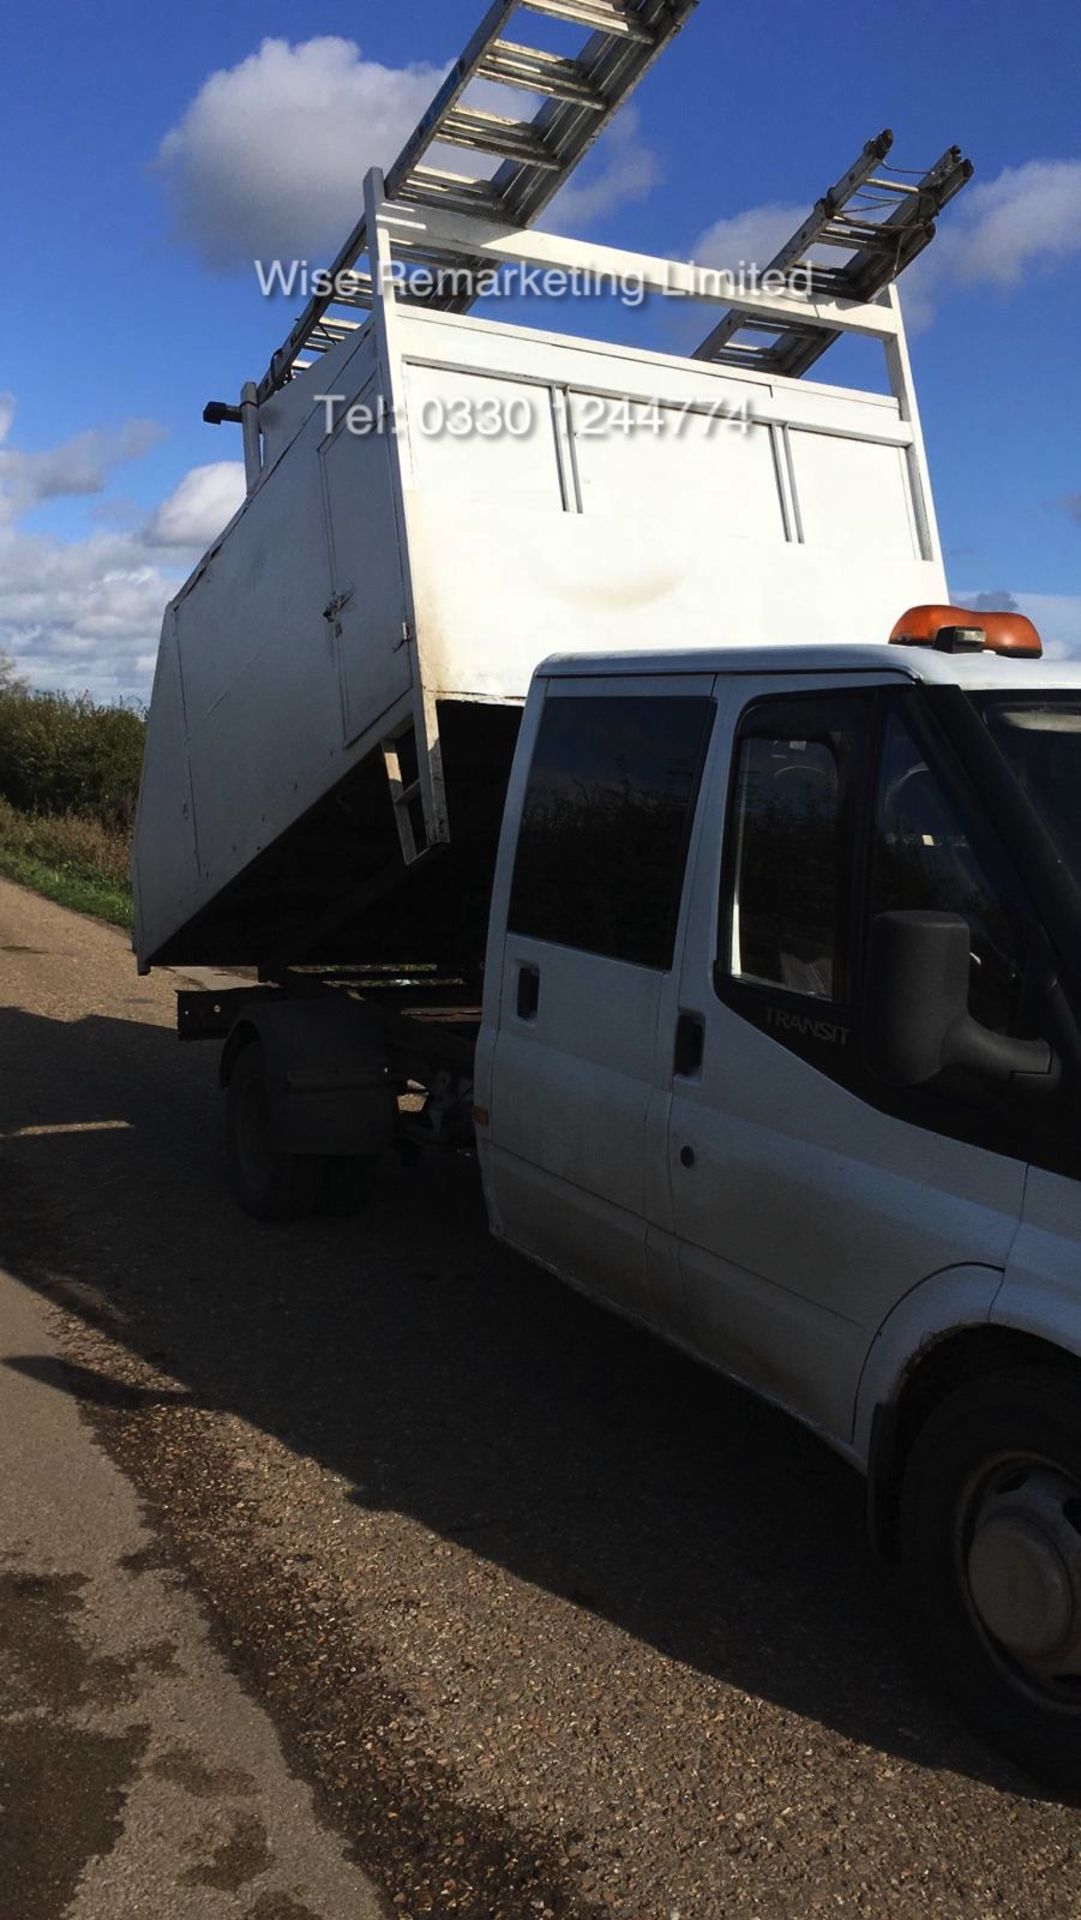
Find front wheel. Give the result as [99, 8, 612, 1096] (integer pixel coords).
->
[226, 1039, 323, 1222]
[901, 1366, 1081, 1786]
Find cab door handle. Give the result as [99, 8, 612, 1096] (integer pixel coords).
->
[674, 1013, 705, 1077]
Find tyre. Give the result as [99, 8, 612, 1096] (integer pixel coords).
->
[900, 1365, 1081, 1787]
[225, 1039, 323, 1222]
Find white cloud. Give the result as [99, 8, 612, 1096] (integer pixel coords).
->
[0, 524, 182, 700]
[157, 36, 446, 270]
[967, 589, 1021, 613]
[900, 158, 1081, 328]
[950, 160, 1081, 289]
[158, 35, 667, 274]
[0, 396, 164, 526]
[146, 462, 246, 547]
[1012, 592, 1081, 662]
[547, 109, 662, 229]
[0, 402, 246, 701]
[693, 201, 808, 277]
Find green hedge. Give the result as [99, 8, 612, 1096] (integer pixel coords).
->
[0, 797, 132, 927]
[0, 685, 146, 829]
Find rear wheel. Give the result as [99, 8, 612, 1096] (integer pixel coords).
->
[226, 1040, 322, 1222]
[900, 1366, 1081, 1786]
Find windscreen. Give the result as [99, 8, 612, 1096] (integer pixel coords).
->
[977, 696, 1081, 876]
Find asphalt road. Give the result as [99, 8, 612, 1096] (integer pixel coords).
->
[1, 875, 1080, 1919]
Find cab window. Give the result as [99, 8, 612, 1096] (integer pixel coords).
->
[719, 688, 1033, 1105]
[509, 692, 715, 970]
[724, 694, 869, 1002]
[870, 708, 1027, 1035]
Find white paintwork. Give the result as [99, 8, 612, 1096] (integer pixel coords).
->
[133, 321, 393, 961]
[485, 670, 714, 1329]
[476, 642, 1081, 1471]
[660, 670, 1026, 1441]
[994, 1169, 1081, 1370]
[489, 933, 667, 1324]
[133, 177, 946, 967]
[535, 643, 1081, 694]
[395, 308, 942, 706]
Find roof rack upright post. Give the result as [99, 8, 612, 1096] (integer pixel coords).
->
[881, 283, 941, 567]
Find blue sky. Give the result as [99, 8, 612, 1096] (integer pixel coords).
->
[2, 0, 1079, 697]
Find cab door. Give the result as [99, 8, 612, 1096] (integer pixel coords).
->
[482, 675, 714, 1328]
[665, 677, 1030, 1443]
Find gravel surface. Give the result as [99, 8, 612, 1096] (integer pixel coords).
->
[2, 876, 1081, 1919]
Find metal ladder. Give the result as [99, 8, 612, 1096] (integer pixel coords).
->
[692, 131, 973, 379]
[260, 0, 699, 400]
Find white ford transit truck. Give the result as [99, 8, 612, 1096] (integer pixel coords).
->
[133, 0, 1081, 1781]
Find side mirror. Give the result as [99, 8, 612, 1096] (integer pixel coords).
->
[864, 910, 1054, 1090]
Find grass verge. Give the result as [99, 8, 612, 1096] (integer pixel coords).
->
[0, 799, 133, 929]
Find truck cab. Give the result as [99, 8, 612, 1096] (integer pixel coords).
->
[476, 627, 1081, 1782]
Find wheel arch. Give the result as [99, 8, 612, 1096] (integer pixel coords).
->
[866, 1318, 1081, 1559]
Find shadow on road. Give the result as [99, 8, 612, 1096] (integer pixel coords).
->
[0, 1001, 1046, 1802]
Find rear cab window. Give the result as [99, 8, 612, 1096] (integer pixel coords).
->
[508, 691, 715, 970]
